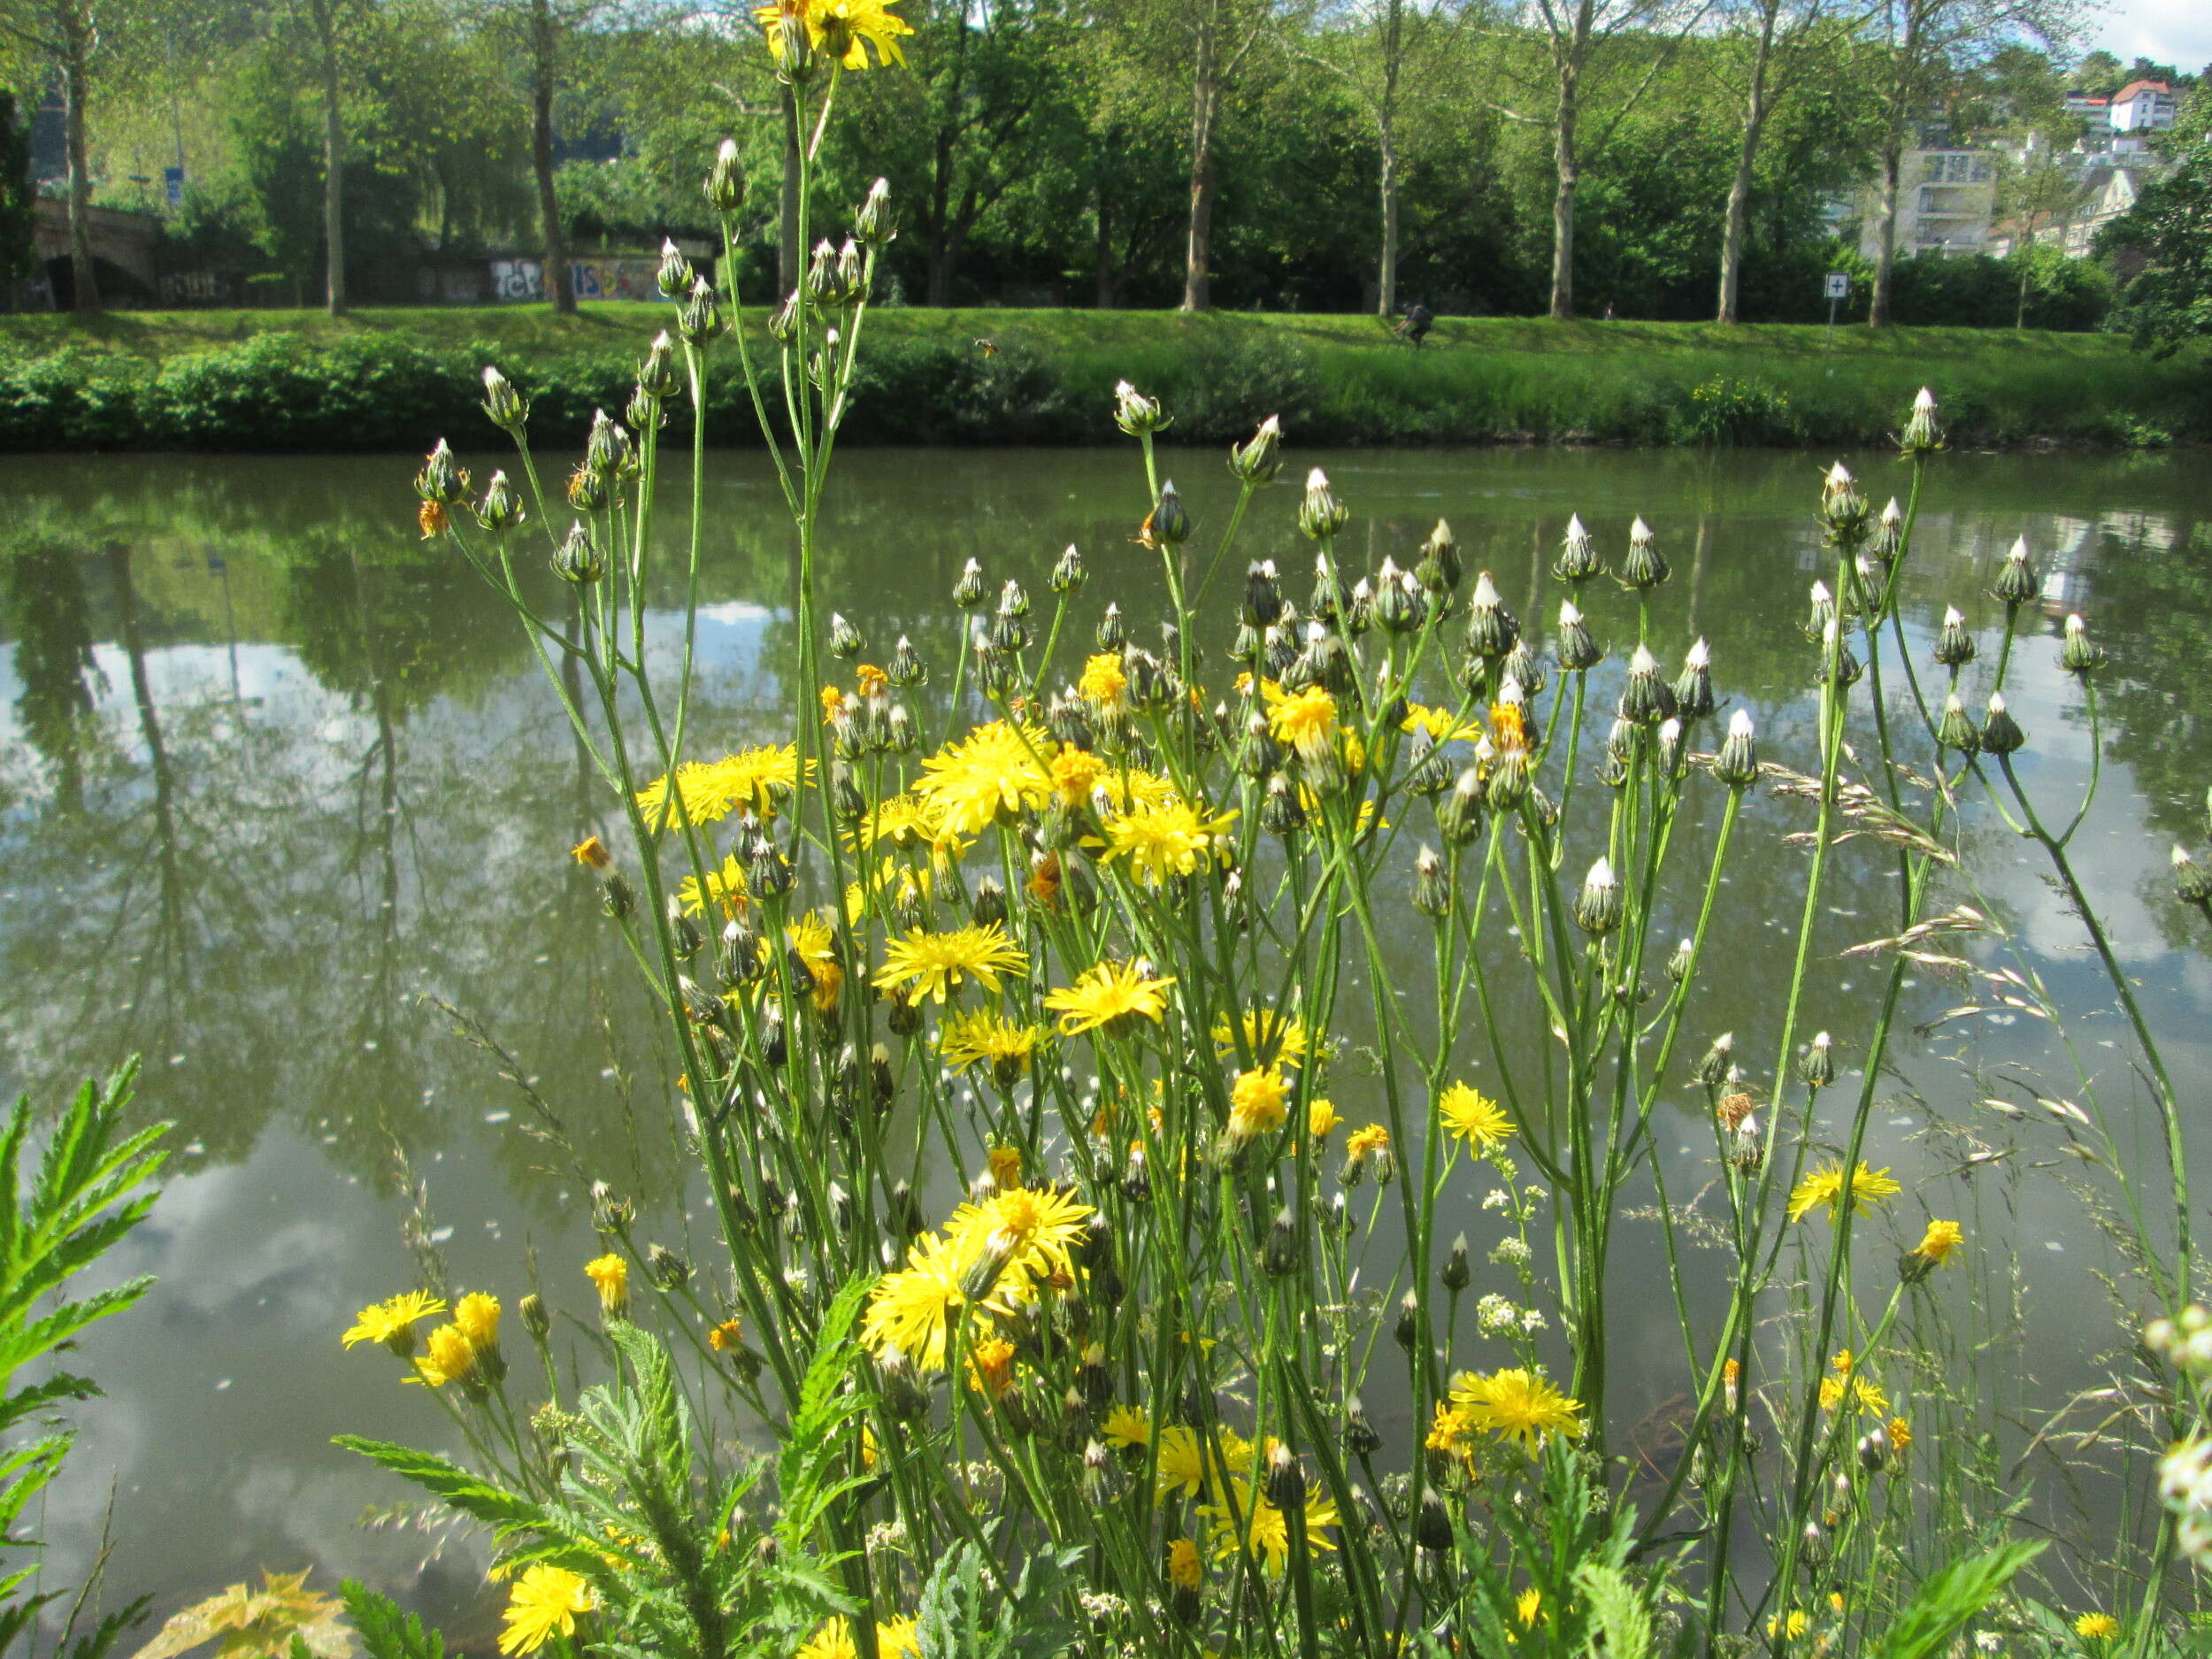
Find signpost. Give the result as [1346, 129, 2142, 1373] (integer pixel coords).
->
[1824, 271, 1849, 346]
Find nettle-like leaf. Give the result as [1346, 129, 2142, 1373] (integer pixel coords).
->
[127, 1571, 355, 1659]
[336, 1583, 442, 1659]
[778, 1276, 876, 1542]
[912, 1541, 1082, 1659]
[1865, 1540, 2046, 1659]
[330, 1438, 542, 1538]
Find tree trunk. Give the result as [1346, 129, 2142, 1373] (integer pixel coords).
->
[1374, 0, 1403, 319]
[1869, 138, 1901, 326]
[1548, 59, 1579, 320]
[1377, 112, 1401, 317]
[531, 0, 573, 315]
[1716, 13, 1775, 325]
[778, 88, 802, 295]
[59, 4, 97, 312]
[317, 3, 346, 314]
[1181, 12, 1220, 313]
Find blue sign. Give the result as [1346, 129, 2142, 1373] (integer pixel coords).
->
[164, 165, 184, 209]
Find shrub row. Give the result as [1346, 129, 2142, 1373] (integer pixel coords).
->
[0, 326, 2200, 453]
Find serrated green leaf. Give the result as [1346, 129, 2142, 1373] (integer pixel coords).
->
[1866, 1540, 2046, 1659]
[332, 1437, 541, 1535]
[1574, 1562, 1653, 1659]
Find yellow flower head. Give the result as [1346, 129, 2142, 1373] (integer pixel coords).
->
[498, 1564, 596, 1655]
[1268, 686, 1339, 757]
[342, 1290, 445, 1356]
[856, 663, 889, 698]
[916, 721, 1053, 836]
[1079, 653, 1129, 711]
[1886, 1415, 1911, 1455]
[938, 1010, 1045, 1080]
[755, 0, 914, 69]
[797, 1617, 860, 1659]
[946, 1184, 1095, 1290]
[779, 911, 846, 1013]
[1766, 1611, 1810, 1640]
[585, 1253, 630, 1319]
[2075, 1612, 2120, 1643]
[453, 1292, 500, 1350]
[1448, 1368, 1586, 1455]
[1787, 1161, 1901, 1224]
[1426, 1401, 1476, 1465]
[1154, 1425, 1210, 1502]
[413, 1324, 479, 1388]
[1096, 799, 1239, 887]
[820, 684, 849, 724]
[861, 1232, 970, 1370]
[1200, 1480, 1339, 1576]
[872, 922, 1028, 1002]
[1346, 1123, 1391, 1162]
[1439, 1082, 1513, 1154]
[876, 1617, 919, 1659]
[1050, 744, 1107, 806]
[1819, 1373, 1890, 1416]
[1102, 1404, 1150, 1449]
[1489, 699, 1529, 755]
[1402, 704, 1484, 744]
[678, 853, 750, 919]
[571, 836, 611, 871]
[1167, 1536, 1203, 1592]
[1044, 960, 1177, 1036]
[1517, 1587, 1544, 1629]
[708, 1317, 744, 1352]
[1228, 1068, 1289, 1140]
[634, 746, 803, 829]
[986, 1144, 1024, 1189]
[1212, 1007, 1310, 1070]
[966, 1336, 1018, 1400]
[1912, 1218, 1964, 1265]
[1308, 1097, 1342, 1140]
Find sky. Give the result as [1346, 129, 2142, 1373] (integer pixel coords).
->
[2090, 0, 2212, 77]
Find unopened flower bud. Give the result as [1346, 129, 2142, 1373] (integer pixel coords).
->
[1149, 481, 1190, 546]
[1112, 380, 1169, 436]
[1413, 844, 1450, 917]
[1714, 708, 1758, 789]
[649, 1243, 690, 1290]
[1665, 936, 1694, 983]
[474, 470, 524, 532]
[829, 612, 864, 659]
[1463, 572, 1518, 658]
[1937, 691, 1980, 754]
[1575, 856, 1623, 936]
[1899, 385, 1942, 456]
[553, 520, 604, 583]
[1417, 518, 1463, 593]
[1442, 1233, 1471, 1292]
[1555, 513, 1600, 583]
[480, 365, 527, 433]
[1263, 1206, 1299, 1278]
[1437, 766, 1486, 847]
[704, 138, 746, 217]
[678, 276, 723, 346]
[1619, 644, 1677, 726]
[637, 331, 680, 399]
[1265, 1444, 1308, 1514]
[657, 237, 696, 301]
[855, 176, 896, 246]
[1674, 639, 1715, 719]
[1555, 600, 1601, 672]
[1229, 413, 1282, 484]
[1934, 605, 1977, 667]
[1694, 1033, 1735, 1087]
[2174, 845, 2211, 904]
[1621, 516, 1668, 588]
[1394, 1290, 1420, 1353]
[1799, 1031, 1834, 1090]
[415, 438, 467, 504]
[2060, 613, 2104, 676]
[1992, 536, 2038, 607]
[1048, 543, 1087, 594]
[1980, 692, 2024, 756]
[1299, 467, 1349, 541]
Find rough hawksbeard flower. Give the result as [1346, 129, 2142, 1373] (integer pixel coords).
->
[1448, 1367, 1586, 1454]
[755, 0, 914, 69]
[498, 1565, 596, 1655]
[342, 1290, 445, 1355]
[1095, 799, 1238, 887]
[915, 721, 1053, 836]
[1044, 960, 1177, 1036]
[1438, 1082, 1513, 1154]
[872, 922, 1027, 1002]
[1787, 1160, 1901, 1224]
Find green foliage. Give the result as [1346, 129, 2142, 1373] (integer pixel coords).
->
[0, 1061, 167, 1659]
[1671, 373, 1798, 445]
[910, 1541, 1082, 1659]
[1865, 1540, 2047, 1659]
[2101, 87, 2212, 355]
[335, 1583, 441, 1659]
[127, 1572, 354, 1659]
[0, 92, 32, 286]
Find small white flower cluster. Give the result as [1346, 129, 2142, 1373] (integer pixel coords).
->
[1476, 1294, 1520, 1336]
[866, 1519, 909, 1555]
[1483, 1188, 1513, 1212]
[1489, 1235, 1532, 1266]
[1079, 1592, 1129, 1623]
[2159, 1438, 2212, 1563]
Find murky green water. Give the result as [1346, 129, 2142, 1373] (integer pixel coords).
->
[3, 446, 2208, 1632]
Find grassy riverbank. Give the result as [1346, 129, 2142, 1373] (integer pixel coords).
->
[1, 305, 2200, 451]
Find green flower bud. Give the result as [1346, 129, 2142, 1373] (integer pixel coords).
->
[1112, 380, 1170, 436]
[1980, 691, 2024, 756]
[1228, 413, 1282, 484]
[1149, 480, 1190, 546]
[2060, 613, 2105, 676]
[1555, 512, 1601, 583]
[1934, 605, 1977, 668]
[1620, 516, 1669, 589]
[1463, 571, 1519, 658]
[1048, 543, 1086, 593]
[1298, 467, 1349, 541]
[415, 437, 468, 504]
[657, 237, 695, 301]
[704, 138, 746, 219]
[1713, 708, 1759, 789]
[1937, 691, 1980, 754]
[1992, 536, 2038, 607]
[855, 176, 897, 246]
[1574, 856, 1623, 935]
[480, 365, 527, 434]
[953, 558, 987, 610]
[1619, 644, 1678, 726]
[553, 521, 604, 583]
[474, 470, 525, 532]
[1674, 638, 1715, 720]
[1899, 385, 1942, 457]
[1555, 600, 1602, 672]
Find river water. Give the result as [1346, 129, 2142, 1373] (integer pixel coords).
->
[2, 445, 2208, 1633]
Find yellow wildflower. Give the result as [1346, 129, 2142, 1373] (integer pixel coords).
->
[1079, 652, 1129, 710]
[1912, 1218, 1964, 1265]
[634, 745, 802, 828]
[1345, 1123, 1391, 1161]
[1438, 1082, 1512, 1154]
[342, 1290, 445, 1355]
[1050, 744, 1106, 805]
[570, 836, 611, 870]
[2075, 1612, 2120, 1643]
[677, 853, 749, 918]
[937, 1010, 1045, 1079]
[1102, 1404, 1150, 1449]
[412, 1324, 478, 1388]
[1268, 686, 1338, 757]
[452, 1292, 500, 1350]
[497, 1564, 595, 1655]
[915, 720, 1053, 836]
[1228, 1068, 1289, 1139]
[1166, 1537, 1202, 1592]
[1212, 1007, 1310, 1070]
[585, 1253, 629, 1320]
[872, 923, 1027, 1002]
[1786, 1161, 1901, 1223]
[1044, 960, 1177, 1036]
[708, 1318, 744, 1352]
[1199, 1480, 1338, 1576]
[1449, 1368, 1586, 1455]
[756, 0, 914, 70]
[1308, 1097, 1342, 1140]
[1096, 799, 1238, 887]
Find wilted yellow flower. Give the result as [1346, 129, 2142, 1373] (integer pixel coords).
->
[570, 836, 611, 870]
[1308, 1097, 1342, 1139]
[1050, 745, 1106, 805]
[708, 1318, 743, 1352]
[1787, 1161, 1901, 1223]
[497, 1564, 595, 1655]
[966, 1336, 1018, 1400]
[856, 663, 889, 698]
[1345, 1123, 1391, 1162]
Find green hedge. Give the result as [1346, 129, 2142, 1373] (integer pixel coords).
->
[0, 326, 2200, 452]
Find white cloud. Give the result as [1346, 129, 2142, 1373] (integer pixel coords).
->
[2091, 0, 2212, 73]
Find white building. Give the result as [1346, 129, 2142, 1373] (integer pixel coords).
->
[1857, 150, 1999, 258]
[2109, 79, 2177, 132]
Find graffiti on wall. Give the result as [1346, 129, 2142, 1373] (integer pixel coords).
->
[489, 257, 664, 303]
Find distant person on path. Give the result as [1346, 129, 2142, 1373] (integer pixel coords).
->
[1397, 303, 1433, 348]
